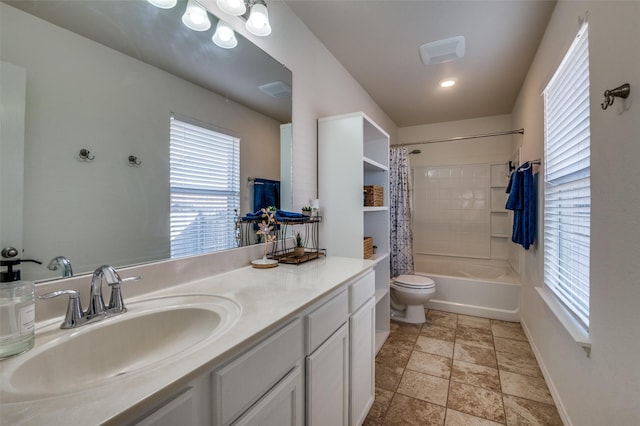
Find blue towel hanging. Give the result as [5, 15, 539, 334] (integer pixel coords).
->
[253, 178, 280, 211]
[505, 163, 535, 249]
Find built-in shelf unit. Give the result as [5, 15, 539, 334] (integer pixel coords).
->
[318, 112, 390, 353]
[490, 163, 510, 259]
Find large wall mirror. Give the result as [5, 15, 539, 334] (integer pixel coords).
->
[0, 0, 292, 282]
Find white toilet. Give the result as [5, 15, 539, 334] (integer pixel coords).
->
[390, 274, 436, 324]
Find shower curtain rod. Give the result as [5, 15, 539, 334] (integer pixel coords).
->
[398, 128, 524, 147]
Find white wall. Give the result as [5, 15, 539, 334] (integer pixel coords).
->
[511, 1, 640, 424]
[1, 4, 281, 280]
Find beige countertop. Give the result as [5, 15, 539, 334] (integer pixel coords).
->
[0, 256, 374, 425]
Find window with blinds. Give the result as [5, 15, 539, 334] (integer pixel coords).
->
[170, 115, 240, 258]
[543, 23, 591, 330]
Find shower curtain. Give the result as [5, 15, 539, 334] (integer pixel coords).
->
[389, 147, 415, 277]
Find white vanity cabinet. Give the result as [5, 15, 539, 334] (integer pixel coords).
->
[132, 270, 376, 426]
[131, 375, 210, 426]
[348, 271, 376, 426]
[305, 289, 350, 426]
[212, 319, 304, 426]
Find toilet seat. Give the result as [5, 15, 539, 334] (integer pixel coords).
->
[392, 274, 435, 290]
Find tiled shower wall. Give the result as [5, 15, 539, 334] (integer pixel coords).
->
[412, 164, 491, 258]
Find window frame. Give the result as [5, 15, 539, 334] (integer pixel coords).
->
[542, 22, 591, 331]
[169, 114, 241, 258]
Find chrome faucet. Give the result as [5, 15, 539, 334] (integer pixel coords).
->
[86, 265, 122, 319]
[47, 256, 73, 278]
[40, 265, 141, 329]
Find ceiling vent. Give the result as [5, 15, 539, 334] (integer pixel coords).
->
[419, 36, 465, 65]
[258, 81, 292, 98]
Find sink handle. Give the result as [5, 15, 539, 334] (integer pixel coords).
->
[39, 290, 86, 329]
[107, 276, 142, 314]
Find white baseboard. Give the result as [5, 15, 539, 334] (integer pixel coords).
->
[520, 319, 572, 426]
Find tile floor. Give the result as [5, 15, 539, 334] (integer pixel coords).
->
[365, 310, 564, 426]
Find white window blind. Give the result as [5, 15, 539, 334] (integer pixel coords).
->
[543, 23, 591, 329]
[170, 115, 240, 258]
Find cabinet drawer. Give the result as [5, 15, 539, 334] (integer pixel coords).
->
[213, 319, 303, 426]
[348, 270, 375, 313]
[232, 366, 303, 426]
[306, 290, 348, 354]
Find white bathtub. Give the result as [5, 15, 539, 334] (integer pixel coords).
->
[415, 254, 521, 322]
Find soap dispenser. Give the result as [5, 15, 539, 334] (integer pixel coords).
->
[0, 247, 41, 358]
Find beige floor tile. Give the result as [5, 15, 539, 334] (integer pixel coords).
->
[376, 339, 415, 368]
[451, 360, 501, 391]
[456, 327, 494, 348]
[447, 382, 506, 424]
[390, 321, 423, 340]
[497, 351, 542, 378]
[500, 371, 554, 404]
[407, 350, 452, 379]
[445, 409, 505, 426]
[364, 387, 395, 425]
[426, 310, 459, 329]
[397, 369, 450, 406]
[415, 336, 455, 358]
[375, 362, 404, 391]
[491, 322, 527, 341]
[494, 337, 534, 358]
[421, 323, 457, 342]
[453, 342, 497, 368]
[373, 311, 560, 426]
[384, 393, 447, 426]
[503, 394, 563, 426]
[457, 315, 492, 330]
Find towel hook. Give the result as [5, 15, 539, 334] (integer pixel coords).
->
[78, 149, 95, 161]
[601, 83, 630, 110]
[128, 155, 142, 167]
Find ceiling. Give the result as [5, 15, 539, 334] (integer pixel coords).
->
[286, 0, 557, 127]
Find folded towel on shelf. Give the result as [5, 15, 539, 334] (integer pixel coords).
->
[242, 210, 265, 220]
[506, 163, 535, 249]
[275, 210, 310, 222]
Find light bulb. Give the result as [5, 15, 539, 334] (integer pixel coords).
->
[213, 20, 238, 49]
[217, 0, 246, 16]
[246, 3, 271, 36]
[182, 0, 211, 31]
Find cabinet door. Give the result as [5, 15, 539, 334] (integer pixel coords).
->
[233, 366, 304, 426]
[306, 322, 349, 426]
[350, 297, 376, 426]
[134, 388, 195, 426]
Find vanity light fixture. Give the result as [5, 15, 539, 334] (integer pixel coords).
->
[217, 0, 247, 16]
[212, 20, 238, 49]
[439, 79, 456, 88]
[147, 0, 177, 9]
[182, 0, 211, 32]
[245, 1, 272, 36]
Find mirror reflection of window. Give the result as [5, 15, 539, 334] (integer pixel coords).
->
[169, 114, 240, 257]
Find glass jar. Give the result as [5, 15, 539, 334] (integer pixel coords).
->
[0, 280, 35, 358]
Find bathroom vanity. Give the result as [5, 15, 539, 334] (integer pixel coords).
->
[0, 256, 376, 426]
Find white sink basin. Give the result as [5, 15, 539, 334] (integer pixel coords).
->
[1, 294, 241, 402]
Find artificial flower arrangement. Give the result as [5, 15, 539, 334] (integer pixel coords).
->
[256, 208, 276, 258]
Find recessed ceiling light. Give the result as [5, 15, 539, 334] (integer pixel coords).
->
[439, 79, 456, 88]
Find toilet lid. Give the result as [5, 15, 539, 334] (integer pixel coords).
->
[393, 274, 435, 289]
